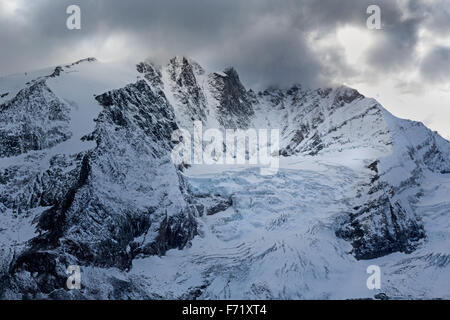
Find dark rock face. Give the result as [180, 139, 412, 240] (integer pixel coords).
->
[336, 160, 426, 260]
[335, 120, 450, 260]
[336, 195, 425, 260]
[166, 57, 208, 125]
[1, 57, 448, 299]
[0, 80, 71, 157]
[0, 152, 82, 213]
[209, 68, 255, 129]
[137, 61, 163, 88]
[331, 86, 364, 107]
[1, 77, 197, 298]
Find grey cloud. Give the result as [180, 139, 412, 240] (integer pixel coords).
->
[365, 16, 422, 72]
[1, 0, 450, 90]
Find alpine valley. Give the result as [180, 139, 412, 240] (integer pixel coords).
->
[0, 56, 449, 299]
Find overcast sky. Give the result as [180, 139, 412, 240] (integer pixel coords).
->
[1, 0, 450, 139]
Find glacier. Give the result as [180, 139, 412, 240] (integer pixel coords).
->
[0, 56, 449, 299]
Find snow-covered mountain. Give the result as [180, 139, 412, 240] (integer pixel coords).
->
[0, 56, 449, 299]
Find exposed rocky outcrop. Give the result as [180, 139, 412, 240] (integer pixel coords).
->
[0, 80, 71, 157]
[208, 68, 255, 129]
[0, 56, 449, 299]
[336, 186, 426, 260]
[164, 56, 208, 128]
[1, 71, 198, 298]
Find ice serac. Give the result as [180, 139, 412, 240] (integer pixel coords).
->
[0, 56, 449, 299]
[142, 59, 448, 297]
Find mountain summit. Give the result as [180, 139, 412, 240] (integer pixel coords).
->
[0, 57, 449, 299]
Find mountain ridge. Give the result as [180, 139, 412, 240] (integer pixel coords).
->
[0, 56, 449, 299]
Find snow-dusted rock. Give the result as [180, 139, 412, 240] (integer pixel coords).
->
[0, 56, 449, 299]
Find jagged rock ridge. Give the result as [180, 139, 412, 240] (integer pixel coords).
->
[0, 56, 449, 299]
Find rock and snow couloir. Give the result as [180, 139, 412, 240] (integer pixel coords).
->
[0, 56, 449, 299]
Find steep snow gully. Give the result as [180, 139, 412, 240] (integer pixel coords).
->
[0, 56, 449, 299]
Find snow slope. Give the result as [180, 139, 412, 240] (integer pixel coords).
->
[0, 57, 449, 299]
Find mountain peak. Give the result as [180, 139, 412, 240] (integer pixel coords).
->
[1, 56, 449, 299]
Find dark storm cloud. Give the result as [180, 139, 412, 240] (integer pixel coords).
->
[1, 0, 450, 89]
